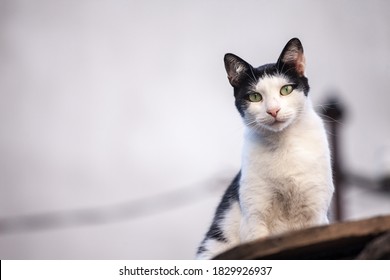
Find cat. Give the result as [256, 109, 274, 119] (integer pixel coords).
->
[196, 38, 334, 260]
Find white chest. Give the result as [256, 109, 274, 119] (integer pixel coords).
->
[238, 110, 334, 233]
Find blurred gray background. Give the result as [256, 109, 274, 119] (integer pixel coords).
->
[1, 0, 390, 259]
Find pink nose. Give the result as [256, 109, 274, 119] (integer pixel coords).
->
[267, 108, 280, 118]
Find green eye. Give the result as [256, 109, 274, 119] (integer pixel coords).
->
[248, 92, 262, 102]
[280, 85, 294, 96]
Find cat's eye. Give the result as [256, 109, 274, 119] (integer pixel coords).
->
[247, 92, 262, 102]
[280, 85, 294, 96]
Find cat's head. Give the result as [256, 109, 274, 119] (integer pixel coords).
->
[224, 38, 310, 133]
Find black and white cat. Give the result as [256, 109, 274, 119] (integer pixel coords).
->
[196, 38, 334, 259]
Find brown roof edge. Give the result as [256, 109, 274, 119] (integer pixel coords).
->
[213, 215, 390, 260]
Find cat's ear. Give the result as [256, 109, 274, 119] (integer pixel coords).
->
[277, 38, 306, 76]
[224, 53, 251, 87]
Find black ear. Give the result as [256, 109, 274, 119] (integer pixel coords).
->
[277, 38, 306, 76]
[224, 53, 251, 87]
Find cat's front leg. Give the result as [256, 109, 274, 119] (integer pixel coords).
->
[238, 181, 272, 243]
[239, 215, 270, 243]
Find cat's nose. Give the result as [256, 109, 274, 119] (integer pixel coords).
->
[267, 108, 280, 118]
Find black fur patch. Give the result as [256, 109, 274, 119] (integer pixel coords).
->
[196, 245, 206, 255]
[233, 63, 310, 117]
[197, 172, 241, 252]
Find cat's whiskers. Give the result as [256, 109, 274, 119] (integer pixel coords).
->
[244, 118, 259, 128]
[243, 117, 267, 137]
[317, 113, 344, 125]
[314, 103, 341, 111]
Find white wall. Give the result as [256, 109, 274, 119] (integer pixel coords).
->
[0, 0, 389, 259]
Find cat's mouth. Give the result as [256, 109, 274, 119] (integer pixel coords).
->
[270, 117, 286, 124]
[247, 115, 291, 132]
[257, 116, 287, 127]
[264, 117, 291, 132]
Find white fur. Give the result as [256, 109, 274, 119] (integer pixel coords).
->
[236, 65, 245, 73]
[197, 75, 334, 259]
[239, 76, 333, 242]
